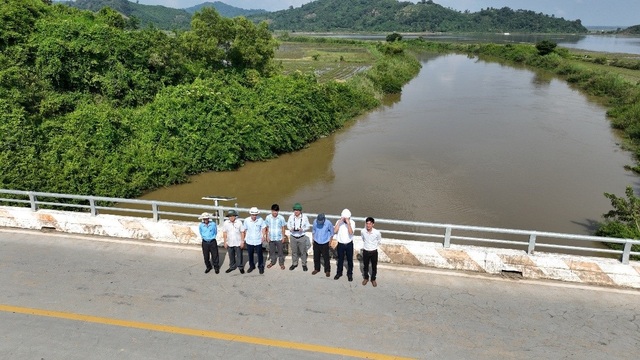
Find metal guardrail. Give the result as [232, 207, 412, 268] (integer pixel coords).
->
[1, 189, 639, 264]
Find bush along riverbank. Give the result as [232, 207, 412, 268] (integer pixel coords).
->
[406, 39, 640, 257]
[0, 2, 421, 200]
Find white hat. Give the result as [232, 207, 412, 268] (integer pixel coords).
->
[341, 209, 351, 218]
[198, 212, 212, 220]
[249, 207, 260, 215]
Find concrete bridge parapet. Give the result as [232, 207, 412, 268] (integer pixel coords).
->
[1, 206, 639, 289]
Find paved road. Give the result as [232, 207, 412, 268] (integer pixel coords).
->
[0, 229, 639, 360]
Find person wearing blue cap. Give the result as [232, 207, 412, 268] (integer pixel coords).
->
[311, 213, 334, 277]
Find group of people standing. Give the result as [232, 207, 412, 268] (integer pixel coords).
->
[197, 203, 383, 287]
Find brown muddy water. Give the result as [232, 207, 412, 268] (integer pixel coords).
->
[137, 53, 638, 238]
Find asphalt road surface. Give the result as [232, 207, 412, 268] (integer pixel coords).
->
[1, 229, 638, 359]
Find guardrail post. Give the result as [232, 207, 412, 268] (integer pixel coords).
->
[621, 241, 632, 265]
[152, 202, 159, 222]
[527, 234, 536, 255]
[217, 208, 224, 226]
[28, 192, 38, 211]
[89, 197, 97, 216]
[444, 227, 451, 248]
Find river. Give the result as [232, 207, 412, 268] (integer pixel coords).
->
[137, 52, 638, 236]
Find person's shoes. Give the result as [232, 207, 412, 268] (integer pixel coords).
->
[205, 268, 212, 274]
[289, 264, 297, 271]
[334, 274, 341, 280]
[312, 270, 319, 275]
[225, 268, 234, 273]
[325, 272, 330, 277]
[280, 265, 285, 270]
[259, 268, 264, 274]
[247, 267, 255, 273]
[239, 268, 245, 274]
[362, 279, 368, 285]
[267, 263, 274, 269]
[348, 276, 353, 282]
[371, 280, 377, 287]
[215, 269, 220, 274]
[302, 265, 308, 271]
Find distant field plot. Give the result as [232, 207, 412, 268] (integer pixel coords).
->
[275, 42, 374, 82]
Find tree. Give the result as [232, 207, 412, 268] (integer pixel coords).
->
[535, 40, 557, 56]
[386, 32, 403, 42]
[596, 186, 640, 259]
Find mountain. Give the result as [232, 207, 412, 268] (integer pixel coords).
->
[248, 0, 588, 33]
[63, 0, 191, 30]
[619, 25, 640, 35]
[184, 1, 267, 17]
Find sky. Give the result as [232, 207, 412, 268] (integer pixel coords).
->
[136, 0, 639, 27]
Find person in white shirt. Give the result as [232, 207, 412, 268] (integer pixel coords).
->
[223, 209, 245, 274]
[286, 202, 311, 271]
[333, 208, 356, 282]
[361, 217, 382, 287]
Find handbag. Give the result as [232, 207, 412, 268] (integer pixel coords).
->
[329, 238, 338, 249]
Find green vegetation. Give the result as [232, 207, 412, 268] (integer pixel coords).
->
[64, 0, 191, 30]
[1, 1, 419, 200]
[250, 0, 587, 33]
[184, 1, 267, 17]
[596, 187, 640, 259]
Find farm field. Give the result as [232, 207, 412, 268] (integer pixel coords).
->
[275, 42, 375, 82]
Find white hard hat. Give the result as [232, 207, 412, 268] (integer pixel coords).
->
[341, 209, 351, 218]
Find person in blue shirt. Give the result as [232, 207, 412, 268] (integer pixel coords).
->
[265, 204, 287, 270]
[198, 212, 219, 274]
[243, 207, 267, 274]
[311, 213, 334, 277]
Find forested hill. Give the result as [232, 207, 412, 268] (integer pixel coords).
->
[63, 0, 268, 29]
[249, 0, 588, 33]
[620, 25, 640, 35]
[63, 0, 191, 30]
[184, 2, 267, 17]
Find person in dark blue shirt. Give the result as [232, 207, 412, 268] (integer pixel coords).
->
[311, 213, 334, 277]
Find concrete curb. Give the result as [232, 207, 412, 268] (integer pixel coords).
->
[1, 206, 639, 289]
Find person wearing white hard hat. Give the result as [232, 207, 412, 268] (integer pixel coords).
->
[333, 209, 356, 281]
[243, 207, 267, 274]
[198, 212, 219, 274]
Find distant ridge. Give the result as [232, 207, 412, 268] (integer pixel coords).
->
[184, 1, 268, 17]
[63, 0, 191, 30]
[248, 0, 588, 33]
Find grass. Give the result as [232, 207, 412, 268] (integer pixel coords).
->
[275, 42, 376, 82]
[566, 49, 640, 84]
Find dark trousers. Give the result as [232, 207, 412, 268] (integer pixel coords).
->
[336, 241, 354, 277]
[313, 241, 331, 272]
[247, 244, 264, 270]
[362, 249, 378, 281]
[227, 246, 243, 270]
[202, 239, 219, 270]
